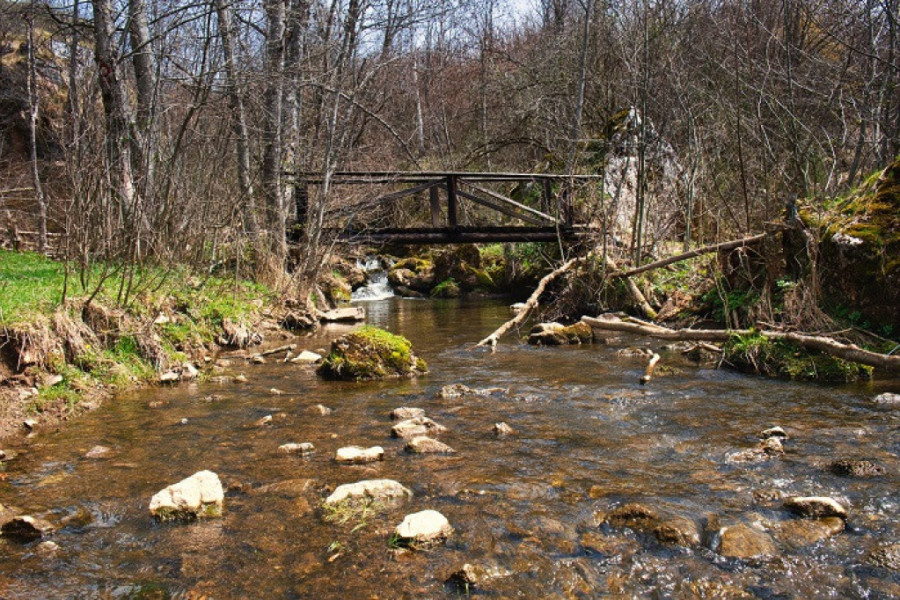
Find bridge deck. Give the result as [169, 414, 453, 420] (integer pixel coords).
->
[328, 225, 600, 244]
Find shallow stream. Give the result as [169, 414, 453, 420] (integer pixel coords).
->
[1, 297, 898, 598]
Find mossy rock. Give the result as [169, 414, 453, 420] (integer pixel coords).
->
[528, 322, 594, 345]
[430, 278, 461, 298]
[433, 245, 481, 290]
[723, 334, 872, 383]
[317, 326, 428, 381]
[388, 258, 435, 293]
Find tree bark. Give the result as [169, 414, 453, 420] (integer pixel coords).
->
[128, 0, 157, 199]
[25, 6, 47, 253]
[263, 0, 287, 260]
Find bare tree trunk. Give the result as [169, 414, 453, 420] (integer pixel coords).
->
[128, 0, 157, 201]
[263, 0, 287, 262]
[284, 0, 310, 224]
[25, 5, 47, 253]
[566, 0, 593, 175]
[215, 0, 259, 237]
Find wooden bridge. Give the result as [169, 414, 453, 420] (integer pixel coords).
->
[288, 171, 603, 244]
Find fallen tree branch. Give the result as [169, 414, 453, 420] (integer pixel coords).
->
[640, 353, 661, 385]
[610, 232, 769, 279]
[582, 315, 900, 373]
[476, 257, 580, 349]
[603, 255, 657, 320]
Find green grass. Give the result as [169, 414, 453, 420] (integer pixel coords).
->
[0, 249, 68, 325]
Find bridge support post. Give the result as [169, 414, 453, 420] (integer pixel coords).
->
[541, 178, 552, 214]
[429, 184, 441, 227]
[446, 175, 458, 229]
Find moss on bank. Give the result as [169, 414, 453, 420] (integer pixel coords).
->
[317, 326, 427, 381]
[723, 333, 872, 383]
[0, 250, 281, 437]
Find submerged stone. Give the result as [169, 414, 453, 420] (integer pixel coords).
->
[774, 517, 844, 549]
[390, 407, 425, 420]
[868, 542, 900, 571]
[391, 416, 447, 439]
[1, 515, 55, 543]
[603, 503, 660, 532]
[653, 516, 701, 547]
[829, 458, 885, 477]
[493, 422, 514, 436]
[783, 496, 848, 519]
[317, 326, 427, 381]
[716, 523, 776, 559]
[149, 470, 224, 522]
[405, 436, 455, 454]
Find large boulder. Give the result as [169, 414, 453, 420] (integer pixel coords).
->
[149, 470, 224, 521]
[317, 326, 427, 381]
[324, 479, 412, 506]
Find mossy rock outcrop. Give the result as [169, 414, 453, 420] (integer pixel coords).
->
[528, 322, 594, 345]
[388, 258, 435, 294]
[723, 334, 872, 383]
[808, 160, 900, 331]
[317, 326, 427, 381]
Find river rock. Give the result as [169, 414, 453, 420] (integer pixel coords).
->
[653, 516, 701, 547]
[36, 540, 60, 556]
[254, 415, 273, 427]
[390, 407, 425, 420]
[527, 322, 594, 345]
[727, 437, 784, 463]
[335, 446, 384, 463]
[317, 326, 427, 381]
[324, 479, 412, 506]
[447, 562, 512, 589]
[716, 523, 776, 559]
[149, 470, 224, 521]
[1, 515, 55, 542]
[510, 302, 527, 314]
[84, 445, 112, 459]
[868, 542, 900, 571]
[873, 392, 900, 404]
[405, 436, 456, 454]
[159, 370, 180, 384]
[308, 404, 333, 416]
[784, 496, 848, 519]
[320, 307, 365, 323]
[438, 383, 506, 399]
[759, 426, 788, 440]
[774, 517, 844, 549]
[251, 355, 266, 364]
[391, 416, 447, 438]
[603, 503, 660, 531]
[616, 347, 654, 358]
[394, 510, 452, 546]
[829, 458, 885, 477]
[290, 350, 322, 364]
[279, 442, 315, 456]
[493, 422, 514, 436]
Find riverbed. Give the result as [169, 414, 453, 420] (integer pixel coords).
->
[1, 297, 898, 598]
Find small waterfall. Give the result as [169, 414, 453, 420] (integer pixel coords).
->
[351, 257, 394, 301]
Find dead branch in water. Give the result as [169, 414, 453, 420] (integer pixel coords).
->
[476, 257, 580, 349]
[582, 315, 900, 374]
[639, 352, 661, 385]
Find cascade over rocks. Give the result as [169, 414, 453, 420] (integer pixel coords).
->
[149, 470, 224, 522]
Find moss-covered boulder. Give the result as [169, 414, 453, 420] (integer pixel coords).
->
[430, 278, 461, 298]
[434, 245, 482, 291]
[317, 326, 427, 381]
[388, 257, 435, 294]
[809, 160, 900, 331]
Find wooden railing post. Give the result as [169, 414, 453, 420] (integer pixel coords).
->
[446, 175, 458, 228]
[429, 184, 441, 227]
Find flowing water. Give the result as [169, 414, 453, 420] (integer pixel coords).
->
[1, 297, 899, 599]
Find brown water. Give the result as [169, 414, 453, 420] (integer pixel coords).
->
[1, 297, 899, 599]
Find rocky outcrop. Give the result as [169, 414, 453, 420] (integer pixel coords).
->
[149, 470, 224, 521]
[394, 509, 452, 547]
[335, 446, 384, 464]
[405, 436, 455, 454]
[527, 322, 594, 345]
[783, 496, 848, 519]
[317, 326, 427, 381]
[324, 479, 412, 506]
[391, 416, 447, 439]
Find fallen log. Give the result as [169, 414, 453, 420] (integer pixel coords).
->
[639, 353, 661, 385]
[476, 257, 579, 349]
[582, 315, 900, 374]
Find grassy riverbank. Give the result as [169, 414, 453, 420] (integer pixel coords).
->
[0, 249, 281, 439]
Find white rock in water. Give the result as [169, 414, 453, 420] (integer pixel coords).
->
[324, 479, 412, 506]
[759, 426, 788, 440]
[493, 422, 514, 436]
[391, 416, 447, 439]
[390, 407, 425, 420]
[290, 350, 323, 364]
[873, 392, 900, 404]
[335, 446, 384, 463]
[394, 510, 452, 546]
[159, 371, 180, 384]
[320, 307, 365, 322]
[405, 436, 455, 454]
[180, 362, 199, 380]
[279, 442, 315, 456]
[149, 470, 224, 521]
[784, 496, 848, 519]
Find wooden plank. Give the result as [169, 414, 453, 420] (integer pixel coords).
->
[429, 186, 441, 227]
[463, 181, 557, 223]
[328, 180, 438, 216]
[446, 175, 458, 228]
[324, 225, 600, 244]
[289, 171, 604, 185]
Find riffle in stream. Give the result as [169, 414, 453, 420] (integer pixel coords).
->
[0, 297, 898, 598]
